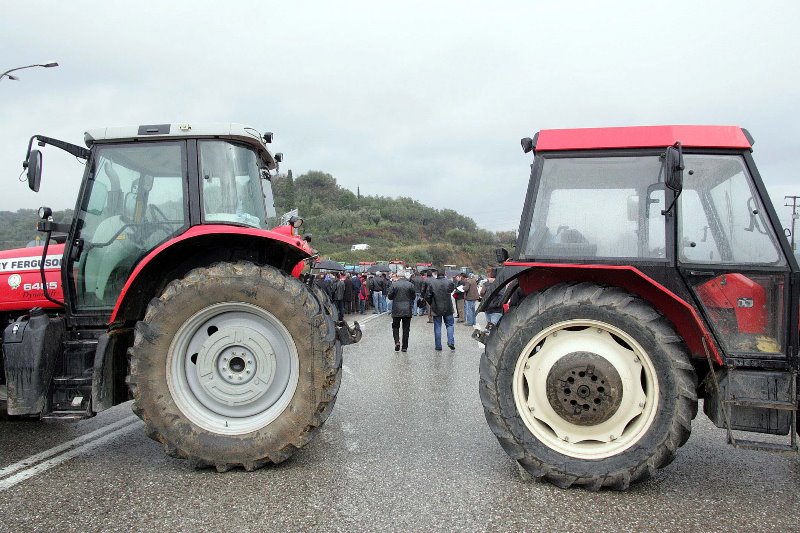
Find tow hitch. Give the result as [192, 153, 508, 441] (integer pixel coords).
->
[336, 320, 362, 345]
[471, 312, 493, 345]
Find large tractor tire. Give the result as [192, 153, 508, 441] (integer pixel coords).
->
[127, 261, 341, 471]
[480, 282, 697, 490]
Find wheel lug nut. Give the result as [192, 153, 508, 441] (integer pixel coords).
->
[638, 402, 645, 408]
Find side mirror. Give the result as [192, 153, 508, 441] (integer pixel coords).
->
[274, 153, 283, 163]
[27, 149, 43, 192]
[520, 137, 534, 154]
[664, 142, 684, 193]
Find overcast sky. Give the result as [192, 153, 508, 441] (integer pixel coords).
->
[2, 1, 799, 236]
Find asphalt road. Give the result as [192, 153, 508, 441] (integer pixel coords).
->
[1, 312, 799, 532]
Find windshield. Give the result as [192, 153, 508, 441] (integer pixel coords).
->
[523, 155, 666, 260]
[199, 140, 278, 229]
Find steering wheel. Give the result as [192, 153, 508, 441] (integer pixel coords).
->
[147, 204, 170, 223]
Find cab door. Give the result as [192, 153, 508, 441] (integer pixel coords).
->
[66, 141, 189, 316]
[677, 153, 792, 360]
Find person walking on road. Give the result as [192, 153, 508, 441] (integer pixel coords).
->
[424, 268, 456, 351]
[462, 273, 480, 326]
[387, 273, 416, 352]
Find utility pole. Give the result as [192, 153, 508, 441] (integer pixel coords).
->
[786, 195, 799, 251]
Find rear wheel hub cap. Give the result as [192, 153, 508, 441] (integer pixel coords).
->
[546, 351, 623, 425]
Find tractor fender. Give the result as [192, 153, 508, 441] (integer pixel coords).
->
[110, 225, 312, 324]
[482, 262, 723, 365]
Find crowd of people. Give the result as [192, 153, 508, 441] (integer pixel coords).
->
[312, 266, 506, 353]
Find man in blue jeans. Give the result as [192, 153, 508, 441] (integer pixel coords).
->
[462, 273, 480, 326]
[424, 268, 456, 351]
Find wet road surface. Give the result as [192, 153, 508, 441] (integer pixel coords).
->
[1, 312, 799, 532]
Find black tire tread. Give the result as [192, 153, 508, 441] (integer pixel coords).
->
[127, 261, 340, 471]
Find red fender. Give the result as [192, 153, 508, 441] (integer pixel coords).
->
[110, 225, 312, 322]
[506, 261, 723, 365]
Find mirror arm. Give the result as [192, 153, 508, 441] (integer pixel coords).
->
[24, 135, 90, 167]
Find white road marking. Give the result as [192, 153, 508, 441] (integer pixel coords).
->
[350, 312, 384, 329]
[0, 415, 140, 491]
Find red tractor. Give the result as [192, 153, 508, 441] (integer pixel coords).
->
[477, 125, 799, 489]
[0, 123, 359, 470]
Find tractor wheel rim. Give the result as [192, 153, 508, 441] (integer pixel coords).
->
[167, 302, 299, 436]
[512, 319, 659, 460]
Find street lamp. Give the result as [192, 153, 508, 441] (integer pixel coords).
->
[0, 61, 59, 82]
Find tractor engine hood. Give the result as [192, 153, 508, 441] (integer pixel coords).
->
[0, 244, 64, 312]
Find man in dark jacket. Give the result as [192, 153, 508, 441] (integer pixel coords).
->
[424, 268, 456, 351]
[453, 273, 465, 322]
[387, 274, 416, 352]
[351, 274, 362, 314]
[343, 273, 354, 314]
[333, 273, 346, 320]
[371, 273, 385, 314]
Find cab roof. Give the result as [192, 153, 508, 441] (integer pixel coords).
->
[534, 125, 753, 152]
[84, 122, 278, 168]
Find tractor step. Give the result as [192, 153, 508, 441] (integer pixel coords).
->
[728, 438, 799, 455]
[724, 398, 798, 411]
[40, 410, 91, 422]
[722, 370, 799, 454]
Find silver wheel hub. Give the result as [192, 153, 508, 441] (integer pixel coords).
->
[200, 327, 276, 403]
[167, 302, 299, 436]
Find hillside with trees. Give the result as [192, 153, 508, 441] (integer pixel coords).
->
[272, 170, 515, 270]
[0, 171, 515, 271]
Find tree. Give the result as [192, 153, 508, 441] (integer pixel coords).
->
[284, 169, 296, 211]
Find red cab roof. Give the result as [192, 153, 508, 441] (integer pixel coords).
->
[534, 125, 752, 152]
